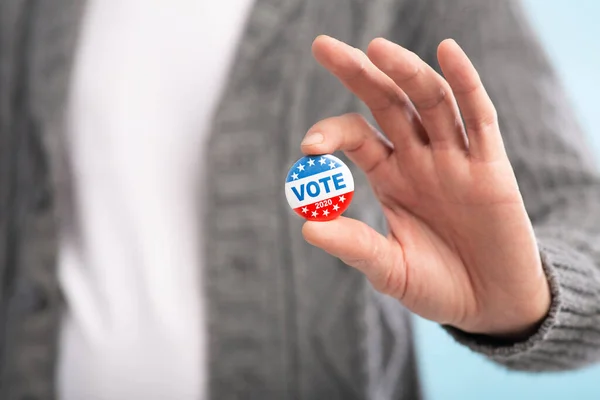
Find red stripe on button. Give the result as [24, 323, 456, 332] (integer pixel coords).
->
[293, 191, 354, 221]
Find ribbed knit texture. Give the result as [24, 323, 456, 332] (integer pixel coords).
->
[1, 0, 600, 399]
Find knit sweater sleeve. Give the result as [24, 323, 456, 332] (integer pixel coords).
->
[394, 0, 600, 370]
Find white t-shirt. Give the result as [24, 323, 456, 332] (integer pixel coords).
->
[56, 1, 254, 399]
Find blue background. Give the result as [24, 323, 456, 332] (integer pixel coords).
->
[415, 1, 600, 399]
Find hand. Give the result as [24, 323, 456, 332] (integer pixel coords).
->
[301, 36, 551, 338]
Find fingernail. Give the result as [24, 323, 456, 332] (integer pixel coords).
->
[301, 132, 324, 146]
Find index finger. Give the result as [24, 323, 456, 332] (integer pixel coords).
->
[312, 35, 427, 150]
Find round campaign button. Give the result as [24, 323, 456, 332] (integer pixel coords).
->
[285, 154, 354, 221]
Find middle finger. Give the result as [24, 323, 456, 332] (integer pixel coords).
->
[367, 38, 468, 152]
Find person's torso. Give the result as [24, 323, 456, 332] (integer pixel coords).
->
[0, 0, 420, 399]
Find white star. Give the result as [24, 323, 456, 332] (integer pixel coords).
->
[319, 157, 327, 165]
[297, 163, 305, 172]
[311, 211, 318, 218]
[333, 204, 340, 211]
[307, 158, 315, 167]
[329, 161, 336, 169]
[291, 172, 299, 180]
[339, 195, 346, 203]
[322, 209, 330, 217]
[302, 207, 309, 214]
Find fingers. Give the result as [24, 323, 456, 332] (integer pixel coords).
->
[302, 217, 407, 298]
[312, 35, 504, 162]
[437, 39, 504, 161]
[312, 35, 427, 150]
[367, 38, 467, 151]
[301, 113, 393, 175]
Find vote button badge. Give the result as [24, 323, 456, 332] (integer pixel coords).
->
[285, 154, 354, 221]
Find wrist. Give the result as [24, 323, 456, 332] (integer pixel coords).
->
[483, 275, 552, 341]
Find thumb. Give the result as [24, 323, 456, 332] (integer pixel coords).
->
[302, 217, 407, 298]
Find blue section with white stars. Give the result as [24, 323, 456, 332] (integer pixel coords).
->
[285, 154, 344, 183]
